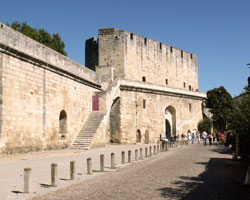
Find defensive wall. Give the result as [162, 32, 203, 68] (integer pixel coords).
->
[0, 23, 108, 153]
[0, 24, 206, 153]
[86, 28, 205, 145]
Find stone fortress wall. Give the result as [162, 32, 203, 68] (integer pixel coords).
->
[0, 23, 206, 153]
[0, 23, 107, 153]
[86, 28, 205, 144]
[87, 28, 198, 91]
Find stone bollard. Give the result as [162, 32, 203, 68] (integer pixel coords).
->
[23, 168, 31, 193]
[140, 148, 143, 160]
[128, 150, 131, 163]
[149, 146, 152, 157]
[100, 154, 105, 172]
[244, 166, 250, 185]
[154, 146, 156, 155]
[87, 158, 92, 175]
[164, 143, 167, 152]
[70, 161, 75, 180]
[135, 149, 138, 161]
[145, 147, 148, 157]
[51, 163, 57, 187]
[121, 151, 125, 164]
[111, 153, 115, 169]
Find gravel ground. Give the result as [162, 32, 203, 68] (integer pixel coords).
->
[31, 144, 250, 200]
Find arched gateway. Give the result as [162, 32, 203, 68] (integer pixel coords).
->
[165, 106, 176, 138]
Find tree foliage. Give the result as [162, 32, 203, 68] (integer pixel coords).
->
[198, 117, 212, 134]
[230, 86, 250, 157]
[205, 86, 234, 132]
[7, 21, 67, 56]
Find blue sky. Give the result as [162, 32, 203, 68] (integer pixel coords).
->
[1, 0, 249, 96]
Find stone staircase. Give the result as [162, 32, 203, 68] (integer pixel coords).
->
[71, 111, 105, 149]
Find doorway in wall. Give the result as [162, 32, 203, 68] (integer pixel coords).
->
[165, 106, 176, 138]
[165, 119, 171, 138]
[136, 130, 141, 143]
[59, 110, 67, 140]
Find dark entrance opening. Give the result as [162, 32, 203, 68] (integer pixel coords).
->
[136, 130, 141, 143]
[59, 110, 67, 140]
[165, 119, 171, 138]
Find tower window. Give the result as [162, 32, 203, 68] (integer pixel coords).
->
[130, 33, 133, 40]
[170, 46, 173, 53]
[144, 38, 147, 45]
[160, 43, 162, 50]
[143, 100, 146, 109]
[189, 103, 192, 112]
[166, 79, 168, 85]
[181, 50, 183, 58]
[189, 85, 192, 90]
[191, 54, 193, 59]
[142, 76, 146, 82]
[183, 82, 186, 88]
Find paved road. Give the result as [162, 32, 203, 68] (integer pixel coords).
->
[32, 144, 250, 200]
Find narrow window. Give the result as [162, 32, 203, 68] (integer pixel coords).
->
[166, 79, 168, 85]
[160, 43, 162, 50]
[189, 85, 192, 90]
[130, 33, 133, 40]
[144, 38, 147, 45]
[142, 76, 146, 82]
[143, 99, 146, 109]
[183, 82, 186, 88]
[190, 54, 193, 59]
[170, 46, 173, 53]
[0, 24, 3, 28]
[181, 50, 183, 58]
[189, 103, 192, 112]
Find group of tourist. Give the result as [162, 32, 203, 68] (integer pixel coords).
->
[180, 130, 225, 146]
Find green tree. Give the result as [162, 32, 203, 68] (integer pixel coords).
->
[7, 21, 67, 56]
[230, 86, 250, 157]
[52, 33, 67, 56]
[198, 117, 212, 134]
[205, 86, 234, 132]
[38, 28, 52, 48]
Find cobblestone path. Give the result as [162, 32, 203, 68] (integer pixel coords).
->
[32, 144, 250, 200]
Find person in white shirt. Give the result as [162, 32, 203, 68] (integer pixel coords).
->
[202, 131, 207, 146]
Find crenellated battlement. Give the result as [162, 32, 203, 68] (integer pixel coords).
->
[86, 28, 199, 91]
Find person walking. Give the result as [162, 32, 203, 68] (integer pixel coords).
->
[197, 131, 201, 144]
[220, 132, 225, 144]
[208, 133, 212, 145]
[192, 130, 196, 144]
[212, 132, 216, 143]
[187, 130, 191, 144]
[202, 131, 207, 146]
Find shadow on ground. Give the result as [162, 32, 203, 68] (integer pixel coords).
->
[210, 145, 233, 155]
[158, 156, 250, 199]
